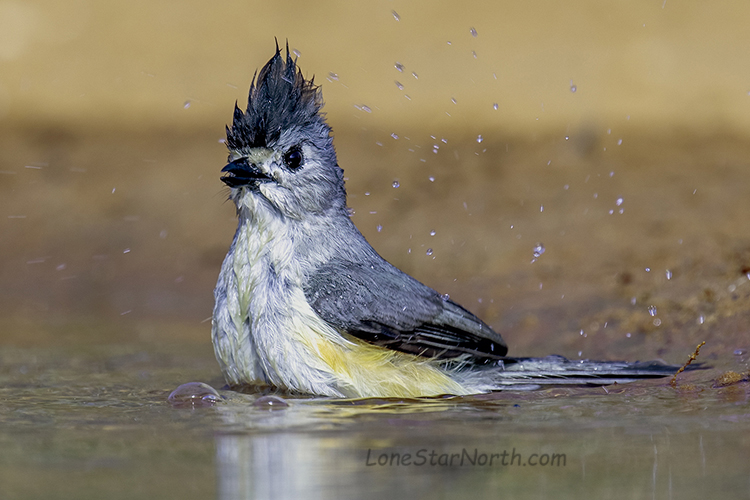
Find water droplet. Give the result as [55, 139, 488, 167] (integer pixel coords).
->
[253, 395, 289, 409]
[653, 318, 661, 326]
[428, 176, 435, 182]
[426, 248, 433, 256]
[168, 382, 222, 408]
[472, 50, 478, 59]
[616, 197, 623, 206]
[626, 332, 632, 338]
[698, 314, 705, 324]
[451, 97, 458, 104]
[648, 305, 657, 317]
[570, 81, 577, 93]
[493, 103, 499, 110]
[476, 135, 483, 143]
[395, 62, 405, 72]
[391, 10, 400, 21]
[470, 27, 478, 37]
[392, 180, 400, 188]
[412, 72, 418, 79]
[123, 248, 131, 254]
[183, 101, 191, 109]
[391, 133, 399, 140]
[645, 267, 651, 272]
[430, 230, 436, 236]
[631, 297, 637, 305]
[617, 138, 623, 145]
[532, 243, 545, 261]
[441, 293, 450, 301]
[395, 81, 404, 90]
[666, 269, 672, 280]
[376, 225, 382, 232]
[56, 263, 66, 271]
[564, 136, 569, 141]
[327, 72, 339, 81]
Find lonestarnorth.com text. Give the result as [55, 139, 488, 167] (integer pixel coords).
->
[365, 447, 566, 467]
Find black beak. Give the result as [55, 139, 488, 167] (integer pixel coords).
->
[220, 158, 272, 187]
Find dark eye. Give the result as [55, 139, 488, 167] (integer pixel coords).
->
[283, 148, 304, 170]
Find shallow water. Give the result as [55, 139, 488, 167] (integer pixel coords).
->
[0, 334, 748, 500]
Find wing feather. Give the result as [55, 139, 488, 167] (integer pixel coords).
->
[303, 258, 508, 362]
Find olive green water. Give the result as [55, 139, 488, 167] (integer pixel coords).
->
[1, 129, 750, 499]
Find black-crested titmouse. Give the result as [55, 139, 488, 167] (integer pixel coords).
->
[211, 44, 686, 398]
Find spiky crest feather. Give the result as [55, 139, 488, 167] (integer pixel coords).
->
[226, 43, 327, 151]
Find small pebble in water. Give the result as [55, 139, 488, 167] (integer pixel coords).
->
[168, 382, 222, 408]
[253, 395, 290, 409]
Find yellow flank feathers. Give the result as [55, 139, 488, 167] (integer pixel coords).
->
[301, 327, 469, 398]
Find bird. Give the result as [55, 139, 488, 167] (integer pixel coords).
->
[211, 43, 689, 398]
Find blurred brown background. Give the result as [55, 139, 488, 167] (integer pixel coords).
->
[2, 0, 749, 361]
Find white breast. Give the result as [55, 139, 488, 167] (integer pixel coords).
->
[211, 191, 349, 396]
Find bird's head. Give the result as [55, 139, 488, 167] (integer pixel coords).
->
[222, 44, 347, 220]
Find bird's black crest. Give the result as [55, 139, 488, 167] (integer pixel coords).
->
[226, 44, 327, 151]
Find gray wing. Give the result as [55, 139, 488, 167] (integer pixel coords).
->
[303, 258, 508, 362]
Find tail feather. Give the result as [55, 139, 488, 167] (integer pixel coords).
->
[486, 354, 706, 387]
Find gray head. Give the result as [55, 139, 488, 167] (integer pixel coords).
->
[222, 44, 347, 219]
